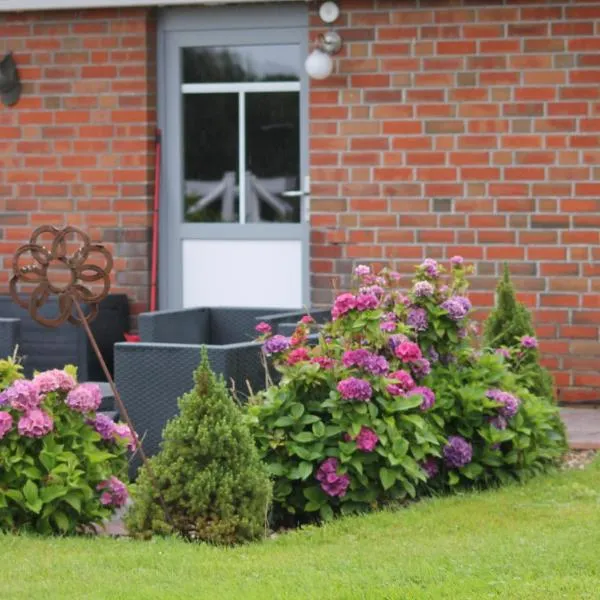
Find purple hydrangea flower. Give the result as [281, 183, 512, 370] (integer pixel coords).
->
[32, 369, 76, 395]
[413, 281, 434, 298]
[0, 380, 40, 412]
[413, 386, 436, 411]
[17, 409, 53, 438]
[521, 336, 538, 349]
[65, 383, 102, 414]
[441, 296, 471, 321]
[490, 415, 508, 430]
[360, 285, 384, 298]
[342, 350, 389, 375]
[420, 258, 440, 278]
[90, 413, 116, 441]
[337, 377, 372, 402]
[97, 476, 128, 508]
[355, 427, 379, 452]
[263, 335, 290, 355]
[380, 320, 396, 332]
[407, 307, 428, 332]
[411, 358, 431, 379]
[486, 389, 520, 418]
[316, 458, 350, 498]
[443, 436, 473, 469]
[495, 348, 511, 360]
[421, 457, 439, 479]
[0, 411, 13, 440]
[450, 255, 464, 267]
[428, 347, 440, 363]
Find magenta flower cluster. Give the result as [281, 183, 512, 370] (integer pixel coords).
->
[0, 411, 13, 440]
[443, 436, 473, 468]
[421, 457, 439, 479]
[394, 341, 423, 363]
[387, 369, 415, 396]
[420, 259, 440, 278]
[486, 389, 520, 418]
[348, 427, 379, 452]
[316, 458, 350, 497]
[97, 476, 129, 508]
[413, 386, 436, 411]
[255, 321, 272, 335]
[337, 377, 372, 402]
[65, 383, 102, 414]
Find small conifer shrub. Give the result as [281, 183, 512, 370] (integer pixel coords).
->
[126, 350, 271, 544]
[484, 264, 555, 402]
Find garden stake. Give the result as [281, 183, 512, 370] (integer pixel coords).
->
[9, 225, 172, 528]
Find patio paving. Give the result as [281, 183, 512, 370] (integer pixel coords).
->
[560, 407, 600, 450]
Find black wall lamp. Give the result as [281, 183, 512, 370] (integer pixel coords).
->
[0, 52, 22, 107]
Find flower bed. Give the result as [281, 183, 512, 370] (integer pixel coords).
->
[247, 259, 566, 525]
[0, 363, 134, 534]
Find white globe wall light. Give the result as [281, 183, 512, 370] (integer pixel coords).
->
[305, 2, 343, 81]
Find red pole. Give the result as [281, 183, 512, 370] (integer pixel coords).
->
[150, 129, 161, 313]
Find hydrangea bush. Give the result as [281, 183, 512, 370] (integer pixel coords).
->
[247, 259, 566, 525]
[0, 366, 134, 534]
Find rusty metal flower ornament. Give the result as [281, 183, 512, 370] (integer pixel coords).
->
[10, 225, 113, 328]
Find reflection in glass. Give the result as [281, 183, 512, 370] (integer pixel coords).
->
[183, 45, 300, 84]
[245, 92, 300, 223]
[183, 93, 238, 223]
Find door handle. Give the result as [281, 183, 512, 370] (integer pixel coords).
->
[282, 190, 307, 198]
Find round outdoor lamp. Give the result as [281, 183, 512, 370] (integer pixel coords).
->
[305, 30, 343, 80]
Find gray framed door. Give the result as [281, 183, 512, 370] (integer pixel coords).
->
[158, 4, 310, 310]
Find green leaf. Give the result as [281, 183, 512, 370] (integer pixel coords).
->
[290, 403, 305, 419]
[52, 511, 70, 533]
[312, 421, 326, 438]
[266, 463, 287, 477]
[63, 493, 82, 513]
[86, 451, 115, 465]
[461, 463, 484, 480]
[292, 432, 315, 443]
[393, 395, 424, 412]
[303, 486, 326, 504]
[379, 467, 396, 490]
[39, 451, 56, 472]
[23, 480, 39, 506]
[40, 485, 68, 504]
[299, 414, 321, 425]
[319, 504, 334, 521]
[448, 471, 460, 486]
[305, 501, 321, 512]
[298, 461, 313, 481]
[22, 466, 43, 479]
[273, 416, 295, 428]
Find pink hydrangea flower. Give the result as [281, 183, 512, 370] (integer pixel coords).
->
[421, 457, 439, 479]
[316, 458, 350, 498]
[355, 427, 379, 452]
[420, 259, 440, 278]
[354, 264, 371, 278]
[287, 347, 310, 365]
[18, 409, 53, 438]
[337, 377, 372, 402]
[97, 476, 128, 508]
[380, 320, 396, 332]
[255, 321, 272, 335]
[332, 293, 357, 320]
[65, 383, 102, 414]
[389, 370, 415, 392]
[312, 356, 335, 370]
[300, 315, 315, 325]
[394, 341, 423, 363]
[114, 423, 137, 451]
[413, 281, 434, 297]
[0, 411, 13, 439]
[0, 380, 40, 412]
[356, 292, 379, 311]
[33, 369, 76, 395]
[495, 348, 511, 360]
[450, 255, 464, 267]
[521, 336, 538, 349]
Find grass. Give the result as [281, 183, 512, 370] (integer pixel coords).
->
[2, 459, 600, 600]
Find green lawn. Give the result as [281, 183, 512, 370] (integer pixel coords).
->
[2, 458, 599, 600]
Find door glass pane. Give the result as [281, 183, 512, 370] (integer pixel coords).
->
[245, 92, 300, 224]
[183, 93, 238, 223]
[183, 45, 300, 83]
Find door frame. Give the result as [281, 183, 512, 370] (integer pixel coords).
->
[157, 3, 310, 310]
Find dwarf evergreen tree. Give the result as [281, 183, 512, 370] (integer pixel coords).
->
[126, 349, 271, 544]
[484, 264, 555, 402]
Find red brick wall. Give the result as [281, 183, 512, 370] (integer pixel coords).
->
[0, 7, 156, 319]
[309, 0, 600, 404]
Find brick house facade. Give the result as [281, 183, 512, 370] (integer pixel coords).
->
[0, 0, 599, 403]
